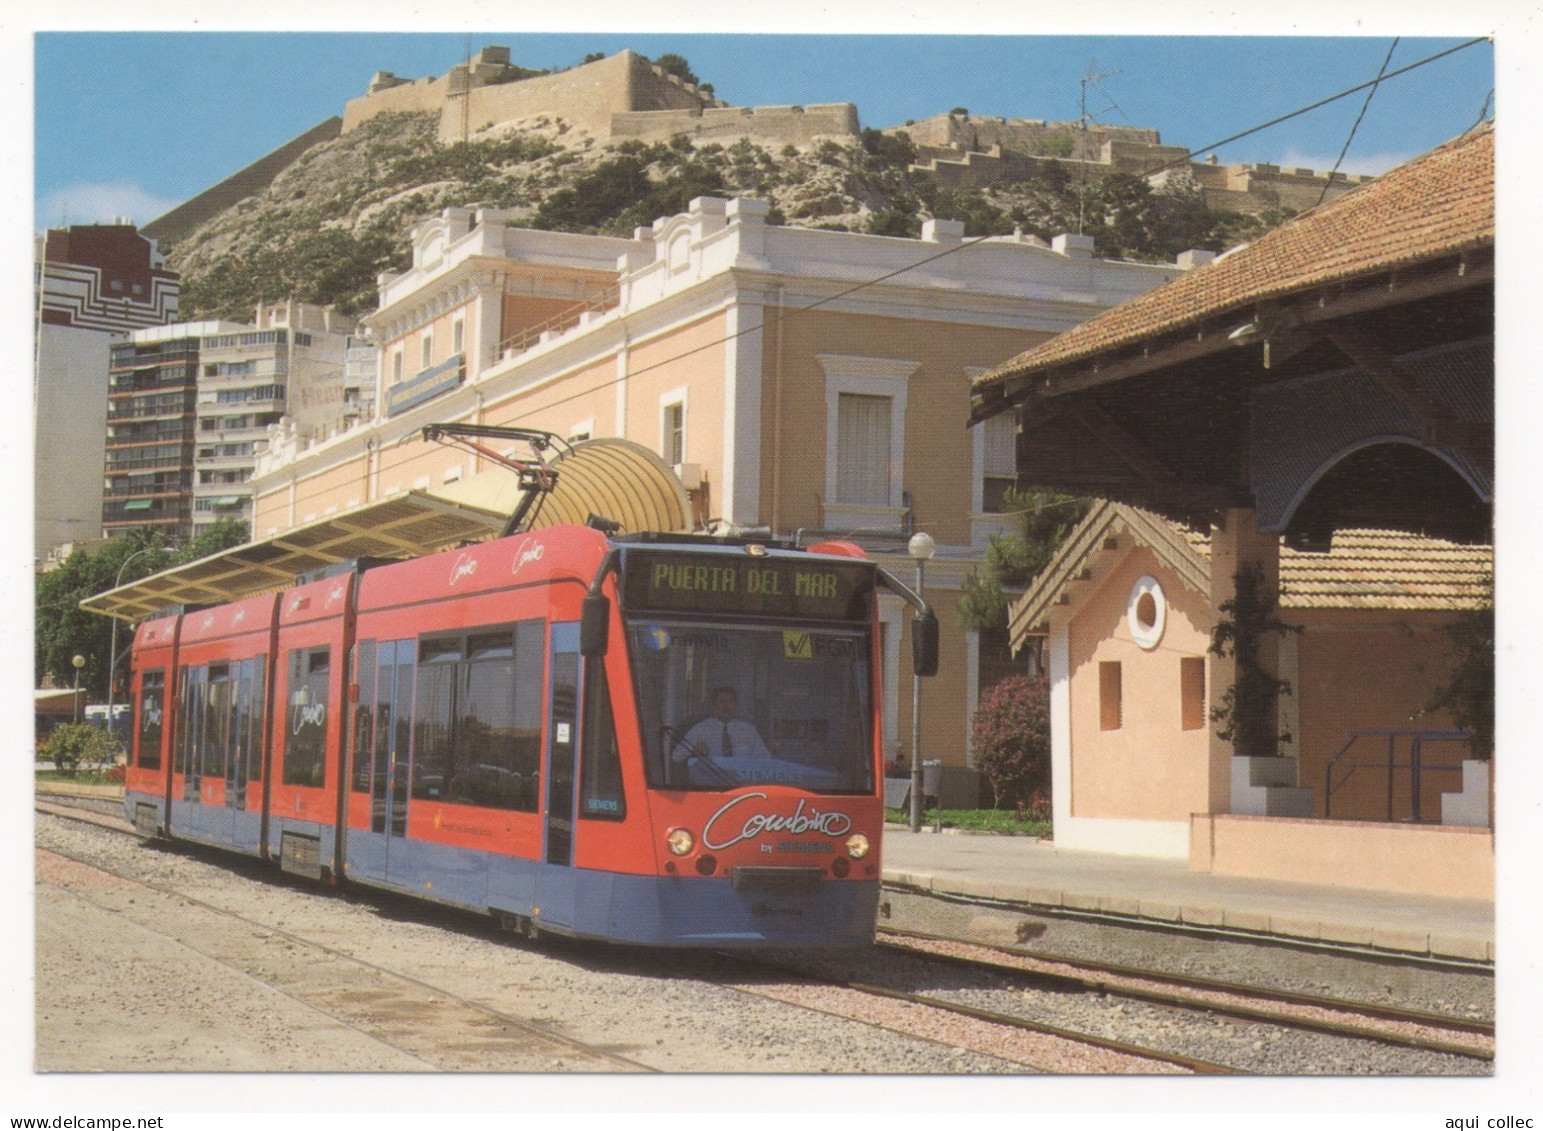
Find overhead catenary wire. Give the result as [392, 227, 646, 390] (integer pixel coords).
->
[251, 38, 1492, 523]
[1314, 38, 1401, 210]
[1132, 36, 1489, 182]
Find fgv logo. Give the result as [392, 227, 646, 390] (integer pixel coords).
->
[511, 541, 545, 578]
[141, 699, 162, 731]
[448, 552, 479, 585]
[326, 581, 347, 607]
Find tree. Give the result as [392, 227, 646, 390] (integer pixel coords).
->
[971, 675, 1050, 809]
[35, 520, 250, 701]
[1423, 578, 1494, 760]
[654, 53, 699, 86]
[958, 489, 1090, 637]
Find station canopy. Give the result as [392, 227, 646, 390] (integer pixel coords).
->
[81, 437, 691, 624]
[81, 491, 509, 623]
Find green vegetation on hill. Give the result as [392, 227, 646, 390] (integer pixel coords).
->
[165, 100, 1292, 323]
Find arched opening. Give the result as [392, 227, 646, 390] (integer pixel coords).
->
[1282, 441, 1491, 551]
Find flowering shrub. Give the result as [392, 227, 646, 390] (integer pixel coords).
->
[105, 764, 126, 785]
[971, 675, 1050, 810]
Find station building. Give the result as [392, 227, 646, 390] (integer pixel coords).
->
[971, 124, 1494, 900]
[248, 197, 1190, 789]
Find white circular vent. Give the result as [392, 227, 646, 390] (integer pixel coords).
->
[1127, 574, 1166, 651]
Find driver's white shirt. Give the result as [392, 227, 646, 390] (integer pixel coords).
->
[676, 715, 771, 760]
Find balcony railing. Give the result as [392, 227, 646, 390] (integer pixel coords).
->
[490, 286, 621, 366]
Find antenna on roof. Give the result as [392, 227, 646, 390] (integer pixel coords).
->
[1077, 62, 1122, 235]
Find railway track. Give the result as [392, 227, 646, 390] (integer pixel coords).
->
[33, 801, 1035, 1073]
[36, 796, 1492, 1075]
[712, 952, 1226, 1073]
[876, 927, 1494, 1063]
[37, 837, 658, 1073]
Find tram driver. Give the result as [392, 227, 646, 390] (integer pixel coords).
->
[672, 686, 771, 779]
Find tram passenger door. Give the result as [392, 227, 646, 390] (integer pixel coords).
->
[543, 624, 580, 873]
[372, 640, 415, 884]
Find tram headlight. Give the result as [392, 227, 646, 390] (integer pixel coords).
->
[666, 827, 695, 856]
[845, 833, 870, 859]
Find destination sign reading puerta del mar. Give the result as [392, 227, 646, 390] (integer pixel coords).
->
[623, 551, 874, 621]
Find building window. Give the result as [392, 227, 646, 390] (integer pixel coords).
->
[1099, 661, 1122, 731]
[421, 334, 433, 371]
[392, 350, 404, 383]
[661, 397, 685, 466]
[817, 354, 919, 522]
[1181, 657, 1206, 731]
[980, 412, 1017, 513]
[835, 393, 892, 506]
[452, 318, 465, 355]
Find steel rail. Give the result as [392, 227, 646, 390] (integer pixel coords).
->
[35, 807, 658, 1073]
[729, 952, 1239, 1076]
[877, 926, 1493, 1062]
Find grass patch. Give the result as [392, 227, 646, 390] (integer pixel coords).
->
[885, 808, 1050, 837]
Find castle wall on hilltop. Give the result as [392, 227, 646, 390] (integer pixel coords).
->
[342, 74, 449, 130]
[142, 117, 343, 246]
[344, 49, 734, 144]
[901, 113, 1163, 162]
[611, 103, 861, 146]
[902, 112, 1375, 218]
[448, 51, 683, 142]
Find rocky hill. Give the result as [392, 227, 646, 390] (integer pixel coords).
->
[165, 99, 1288, 323]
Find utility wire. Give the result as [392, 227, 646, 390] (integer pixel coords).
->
[1135, 36, 1489, 181]
[1314, 38, 1400, 210]
[1472, 89, 1495, 133]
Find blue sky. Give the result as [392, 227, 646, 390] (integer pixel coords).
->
[32, 28, 1495, 229]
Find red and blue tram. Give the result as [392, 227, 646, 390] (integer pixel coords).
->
[122, 524, 937, 947]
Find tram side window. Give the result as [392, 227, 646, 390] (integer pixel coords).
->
[245, 657, 267, 782]
[283, 646, 331, 787]
[203, 663, 231, 780]
[408, 622, 542, 812]
[411, 637, 462, 801]
[460, 625, 542, 812]
[176, 667, 202, 779]
[579, 660, 626, 821]
[136, 669, 165, 770]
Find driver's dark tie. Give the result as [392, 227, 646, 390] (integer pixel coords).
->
[722, 723, 734, 757]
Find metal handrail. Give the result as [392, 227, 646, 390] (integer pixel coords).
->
[490, 285, 621, 364]
[1323, 728, 1471, 822]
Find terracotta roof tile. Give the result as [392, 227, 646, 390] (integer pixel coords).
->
[975, 122, 1494, 396]
[1182, 523, 1491, 610]
[1278, 528, 1492, 611]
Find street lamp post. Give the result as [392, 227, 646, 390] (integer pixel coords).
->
[71, 654, 86, 725]
[907, 531, 936, 833]
[105, 546, 174, 744]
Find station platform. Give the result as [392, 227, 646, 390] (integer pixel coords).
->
[879, 827, 1495, 964]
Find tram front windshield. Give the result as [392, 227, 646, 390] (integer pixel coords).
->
[628, 620, 875, 794]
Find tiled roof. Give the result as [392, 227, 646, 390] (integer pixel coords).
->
[1009, 502, 1491, 644]
[975, 122, 1494, 399]
[1278, 529, 1492, 611]
[1162, 524, 1490, 610]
